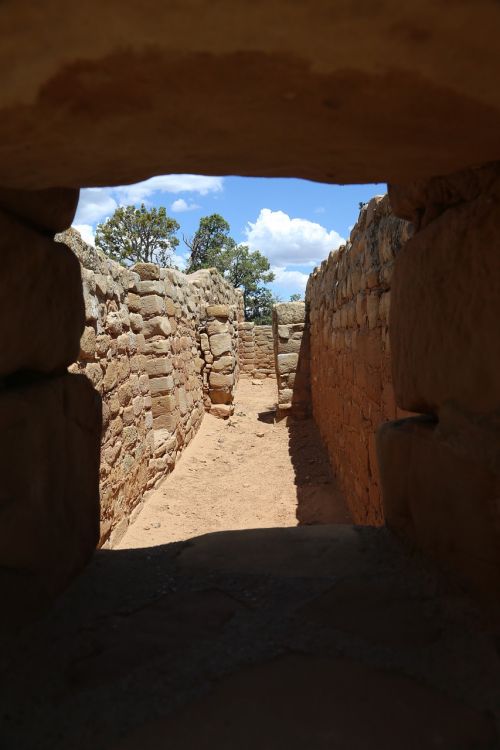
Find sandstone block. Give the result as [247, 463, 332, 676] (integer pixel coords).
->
[132, 262, 160, 281]
[210, 389, 233, 405]
[143, 316, 172, 338]
[377, 416, 500, 598]
[274, 302, 305, 326]
[152, 394, 177, 416]
[140, 294, 165, 319]
[209, 371, 234, 388]
[165, 297, 176, 316]
[277, 352, 299, 375]
[210, 404, 233, 419]
[79, 326, 96, 360]
[153, 411, 179, 431]
[210, 332, 232, 357]
[146, 357, 173, 377]
[212, 355, 235, 372]
[391, 193, 500, 413]
[206, 319, 229, 336]
[0, 374, 101, 609]
[127, 293, 142, 313]
[206, 304, 229, 318]
[149, 375, 174, 395]
[0, 211, 85, 376]
[102, 361, 119, 392]
[366, 293, 379, 329]
[144, 338, 171, 355]
[0, 187, 79, 233]
[134, 280, 164, 296]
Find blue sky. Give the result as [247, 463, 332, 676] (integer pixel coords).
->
[74, 175, 384, 298]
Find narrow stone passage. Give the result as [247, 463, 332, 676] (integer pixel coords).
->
[117, 379, 351, 549]
[2, 381, 500, 749]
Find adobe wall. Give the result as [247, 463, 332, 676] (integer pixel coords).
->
[60, 229, 244, 546]
[306, 196, 411, 524]
[238, 322, 275, 379]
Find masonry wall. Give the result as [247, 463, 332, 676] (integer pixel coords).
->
[60, 229, 243, 546]
[238, 322, 275, 378]
[273, 302, 310, 417]
[306, 196, 411, 524]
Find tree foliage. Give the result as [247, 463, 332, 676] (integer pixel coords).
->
[185, 214, 278, 322]
[289, 293, 302, 302]
[95, 204, 180, 266]
[184, 214, 234, 272]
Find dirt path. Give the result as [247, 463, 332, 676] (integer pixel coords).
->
[117, 378, 351, 550]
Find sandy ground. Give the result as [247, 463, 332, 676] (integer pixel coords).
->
[117, 378, 351, 550]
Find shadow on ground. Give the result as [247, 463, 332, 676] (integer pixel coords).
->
[1, 525, 499, 750]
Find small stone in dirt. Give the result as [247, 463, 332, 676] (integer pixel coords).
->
[236, 411, 246, 417]
[143, 526, 150, 531]
[256, 431, 265, 438]
[251, 380, 264, 386]
[151, 521, 161, 528]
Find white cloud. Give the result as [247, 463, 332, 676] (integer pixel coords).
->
[272, 266, 309, 294]
[74, 175, 223, 228]
[116, 175, 223, 204]
[245, 209, 344, 266]
[171, 198, 201, 213]
[72, 223, 96, 246]
[74, 188, 118, 225]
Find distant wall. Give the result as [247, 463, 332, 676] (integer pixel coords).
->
[61, 229, 243, 545]
[272, 302, 310, 417]
[238, 322, 275, 378]
[306, 196, 411, 523]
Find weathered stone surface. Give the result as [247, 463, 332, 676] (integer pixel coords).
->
[377, 416, 500, 599]
[277, 353, 298, 375]
[391, 180, 500, 414]
[146, 357, 173, 377]
[274, 302, 306, 326]
[206, 304, 229, 318]
[212, 355, 234, 373]
[209, 372, 234, 388]
[306, 195, 411, 524]
[209, 404, 233, 418]
[0, 187, 79, 233]
[0, 374, 101, 606]
[142, 316, 171, 338]
[149, 376, 174, 395]
[206, 319, 229, 336]
[133, 280, 164, 296]
[132, 263, 160, 281]
[2, 5, 500, 190]
[0, 211, 85, 376]
[140, 294, 165, 319]
[79, 326, 96, 361]
[209, 333, 232, 357]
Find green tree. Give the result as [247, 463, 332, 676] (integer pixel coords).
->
[289, 293, 302, 302]
[245, 287, 281, 325]
[184, 213, 234, 272]
[95, 204, 180, 266]
[213, 243, 276, 321]
[185, 214, 278, 321]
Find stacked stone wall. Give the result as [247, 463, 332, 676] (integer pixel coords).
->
[60, 229, 243, 545]
[238, 322, 275, 378]
[272, 303, 310, 417]
[306, 196, 411, 524]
